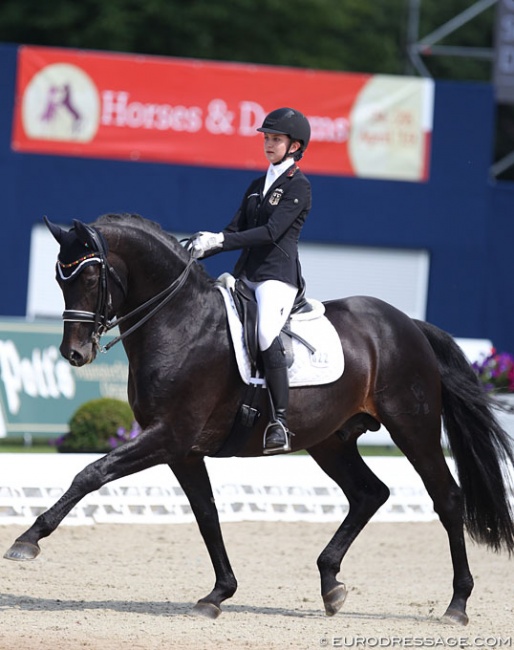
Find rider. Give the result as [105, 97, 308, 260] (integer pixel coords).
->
[190, 107, 312, 455]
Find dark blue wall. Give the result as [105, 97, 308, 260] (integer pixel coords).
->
[1, 43, 512, 351]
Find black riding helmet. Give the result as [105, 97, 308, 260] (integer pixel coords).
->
[257, 107, 311, 161]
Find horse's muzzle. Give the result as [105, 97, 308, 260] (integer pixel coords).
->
[60, 340, 96, 367]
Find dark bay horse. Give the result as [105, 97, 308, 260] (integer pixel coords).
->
[5, 213, 514, 624]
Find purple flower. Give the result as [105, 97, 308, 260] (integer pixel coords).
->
[473, 348, 514, 393]
[108, 421, 142, 449]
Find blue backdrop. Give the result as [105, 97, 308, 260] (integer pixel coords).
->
[1, 43, 513, 352]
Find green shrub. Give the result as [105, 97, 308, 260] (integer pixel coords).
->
[56, 398, 134, 453]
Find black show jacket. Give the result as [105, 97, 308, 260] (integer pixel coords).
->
[221, 165, 311, 288]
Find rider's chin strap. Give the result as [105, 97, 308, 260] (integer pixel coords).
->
[275, 140, 303, 165]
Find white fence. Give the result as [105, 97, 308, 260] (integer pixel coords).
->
[2, 454, 512, 527]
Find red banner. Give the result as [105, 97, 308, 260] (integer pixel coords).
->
[12, 46, 434, 181]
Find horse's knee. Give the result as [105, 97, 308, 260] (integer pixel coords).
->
[73, 462, 106, 493]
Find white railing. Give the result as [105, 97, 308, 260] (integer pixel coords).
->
[3, 454, 504, 526]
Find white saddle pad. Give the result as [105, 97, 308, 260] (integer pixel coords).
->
[215, 274, 344, 387]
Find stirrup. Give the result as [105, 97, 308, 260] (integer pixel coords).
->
[263, 419, 292, 455]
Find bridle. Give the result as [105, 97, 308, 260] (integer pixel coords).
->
[59, 226, 195, 353]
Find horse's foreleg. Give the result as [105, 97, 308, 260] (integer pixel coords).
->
[308, 436, 390, 617]
[4, 434, 166, 561]
[169, 457, 237, 619]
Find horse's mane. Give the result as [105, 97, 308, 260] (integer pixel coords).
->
[94, 213, 216, 286]
[95, 212, 179, 245]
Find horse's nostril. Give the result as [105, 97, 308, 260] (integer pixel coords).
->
[69, 349, 83, 365]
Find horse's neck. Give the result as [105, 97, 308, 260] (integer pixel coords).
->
[117, 240, 227, 348]
[117, 234, 190, 305]
[120, 281, 230, 386]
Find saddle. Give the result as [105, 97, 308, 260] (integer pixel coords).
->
[212, 274, 344, 458]
[232, 278, 316, 372]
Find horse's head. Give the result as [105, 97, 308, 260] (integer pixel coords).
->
[45, 217, 127, 366]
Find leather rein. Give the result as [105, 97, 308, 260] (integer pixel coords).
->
[59, 230, 195, 353]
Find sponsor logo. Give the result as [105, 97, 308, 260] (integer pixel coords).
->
[22, 63, 100, 142]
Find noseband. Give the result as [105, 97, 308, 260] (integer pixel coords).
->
[59, 226, 195, 353]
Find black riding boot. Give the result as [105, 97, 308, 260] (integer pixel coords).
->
[261, 338, 292, 455]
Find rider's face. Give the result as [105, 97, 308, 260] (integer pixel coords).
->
[263, 133, 299, 164]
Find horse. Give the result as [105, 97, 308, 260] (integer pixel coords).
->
[4, 213, 514, 625]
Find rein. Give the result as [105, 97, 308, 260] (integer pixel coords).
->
[99, 256, 195, 352]
[61, 229, 196, 353]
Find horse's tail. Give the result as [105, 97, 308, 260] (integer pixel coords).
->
[414, 319, 514, 553]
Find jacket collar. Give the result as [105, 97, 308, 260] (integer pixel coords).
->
[263, 159, 297, 195]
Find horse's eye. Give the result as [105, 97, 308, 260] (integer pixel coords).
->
[82, 268, 99, 289]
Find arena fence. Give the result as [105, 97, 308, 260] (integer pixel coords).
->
[2, 454, 512, 526]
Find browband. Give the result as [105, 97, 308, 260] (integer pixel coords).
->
[57, 255, 103, 282]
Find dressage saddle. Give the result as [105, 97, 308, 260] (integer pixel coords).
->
[231, 278, 315, 372]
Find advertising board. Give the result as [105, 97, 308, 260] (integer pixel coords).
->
[0, 319, 128, 438]
[12, 46, 434, 182]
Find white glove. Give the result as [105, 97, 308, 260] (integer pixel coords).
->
[190, 231, 224, 259]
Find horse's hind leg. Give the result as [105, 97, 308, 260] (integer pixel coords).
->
[308, 434, 390, 616]
[386, 418, 473, 626]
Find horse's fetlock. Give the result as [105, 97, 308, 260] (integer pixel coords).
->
[222, 575, 238, 598]
[317, 553, 339, 576]
[455, 575, 474, 598]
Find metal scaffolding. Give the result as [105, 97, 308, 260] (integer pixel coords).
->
[405, 0, 514, 179]
[406, 0, 497, 77]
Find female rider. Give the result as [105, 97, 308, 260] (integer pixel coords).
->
[190, 107, 312, 455]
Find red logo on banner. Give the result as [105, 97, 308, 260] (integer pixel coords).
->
[12, 46, 433, 181]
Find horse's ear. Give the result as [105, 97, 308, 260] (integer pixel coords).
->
[73, 220, 96, 248]
[72, 219, 109, 256]
[72, 219, 90, 239]
[43, 216, 67, 244]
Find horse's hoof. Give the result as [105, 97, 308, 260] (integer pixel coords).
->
[323, 583, 348, 616]
[3, 541, 41, 562]
[191, 601, 222, 619]
[442, 608, 469, 626]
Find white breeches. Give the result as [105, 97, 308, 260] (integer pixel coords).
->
[242, 278, 298, 351]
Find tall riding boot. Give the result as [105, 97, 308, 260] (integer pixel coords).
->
[261, 338, 292, 455]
